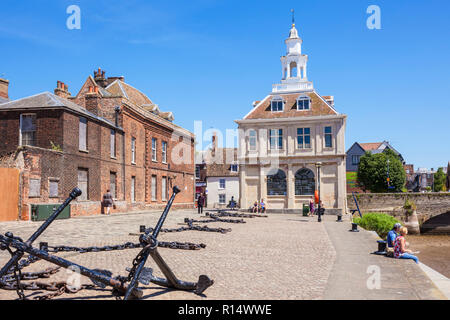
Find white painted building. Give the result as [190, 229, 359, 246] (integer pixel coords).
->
[235, 22, 347, 214]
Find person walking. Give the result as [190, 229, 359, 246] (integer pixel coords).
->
[197, 193, 205, 214]
[309, 197, 315, 217]
[102, 189, 115, 215]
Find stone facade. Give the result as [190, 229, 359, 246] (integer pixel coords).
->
[236, 24, 347, 214]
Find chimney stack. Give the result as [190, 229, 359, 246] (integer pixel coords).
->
[94, 68, 108, 88]
[0, 78, 9, 100]
[211, 132, 218, 157]
[54, 81, 71, 99]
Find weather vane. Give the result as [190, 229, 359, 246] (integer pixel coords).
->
[291, 8, 295, 26]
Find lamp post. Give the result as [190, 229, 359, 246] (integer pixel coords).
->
[315, 162, 322, 222]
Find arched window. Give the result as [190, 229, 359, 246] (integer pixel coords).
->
[290, 61, 298, 78]
[295, 168, 315, 195]
[267, 169, 287, 196]
[271, 96, 284, 112]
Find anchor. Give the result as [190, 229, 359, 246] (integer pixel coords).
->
[0, 186, 214, 300]
[122, 186, 214, 300]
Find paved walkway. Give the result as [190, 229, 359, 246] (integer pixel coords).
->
[0, 210, 446, 300]
[323, 215, 446, 300]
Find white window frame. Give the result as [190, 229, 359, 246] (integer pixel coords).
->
[230, 164, 238, 172]
[270, 96, 284, 112]
[162, 141, 167, 164]
[352, 155, 360, 165]
[296, 96, 311, 110]
[219, 194, 226, 204]
[152, 138, 157, 162]
[195, 166, 200, 179]
[297, 127, 311, 149]
[269, 128, 283, 150]
[131, 137, 136, 164]
[19, 113, 37, 147]
[248, 129, 257, 151]
[219, 179, 226, 189]
[324, 126, 333, 148]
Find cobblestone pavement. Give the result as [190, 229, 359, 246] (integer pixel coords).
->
[0, 210, 336, 300]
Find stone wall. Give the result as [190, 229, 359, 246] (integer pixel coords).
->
[347, 193, 450, 233]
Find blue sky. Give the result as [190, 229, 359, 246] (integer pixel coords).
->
[1, 0, 449, 170]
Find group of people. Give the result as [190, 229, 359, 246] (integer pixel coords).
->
[307, 197, 323, 217]
[251, 199, 266, 213]
[387, 223, 419, 264]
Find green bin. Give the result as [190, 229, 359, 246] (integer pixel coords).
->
[31, 204, 71, 222]
[302, 204, 310, 216]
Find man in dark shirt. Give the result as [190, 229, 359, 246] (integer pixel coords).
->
[197, 193, 205, 214]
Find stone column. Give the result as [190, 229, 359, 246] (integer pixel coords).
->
[239, 164, 247, 209]
[287, 163, 295, 209]
[260, 165, 267, 202]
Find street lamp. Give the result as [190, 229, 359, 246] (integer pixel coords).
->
[315, 162, 322, 222]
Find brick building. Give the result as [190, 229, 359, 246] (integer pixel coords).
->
[0, 70, 195, 221]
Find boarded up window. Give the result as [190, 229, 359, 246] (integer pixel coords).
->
[162, 177, 167, 201]
[79, 117, 87, 151]
[49, 180, 59, 198]
[29, 178, 40, 197]
[151, 175, 157, 201]
[110, 172, 117, 199]
[110, 130, 116, 158]
[131, 176, 136, 202]
[20, 114, 36, 146]
[77, 169, 88, 201]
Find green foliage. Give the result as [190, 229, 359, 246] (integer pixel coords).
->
[352, 212, 400, 239]
[357, 149, 406, 193]
[403, 198, 416, 216]
[50, 141, 62, 152]
[433, 168, 446, 192]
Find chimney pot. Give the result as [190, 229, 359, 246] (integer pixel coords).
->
[89, 86, 93, 93]
[94, 86, 99, 93]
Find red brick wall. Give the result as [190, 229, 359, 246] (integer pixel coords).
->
[0, 110, 64, 154]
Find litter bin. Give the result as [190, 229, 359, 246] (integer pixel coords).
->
[302, 204, 309, 216]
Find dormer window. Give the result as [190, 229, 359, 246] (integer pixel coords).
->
[297, 96, 310, 110]
[271, 96, 284, 112]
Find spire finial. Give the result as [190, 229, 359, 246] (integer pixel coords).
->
[291, 8, 295, 26]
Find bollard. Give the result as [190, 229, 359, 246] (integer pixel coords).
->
[139, 225, 146, 233]
[336, 215, 343, 222]
[350, 223, 359, 232]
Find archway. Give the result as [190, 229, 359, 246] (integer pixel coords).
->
[295, 168, 315, 195]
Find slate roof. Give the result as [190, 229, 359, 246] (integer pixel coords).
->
[0, 92, 121, 130]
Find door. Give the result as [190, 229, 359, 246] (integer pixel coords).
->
[0, 168, 20, 221]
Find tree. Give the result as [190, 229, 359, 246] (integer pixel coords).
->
[433, 167, 446, 192]
[357, 149, 406, 193]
